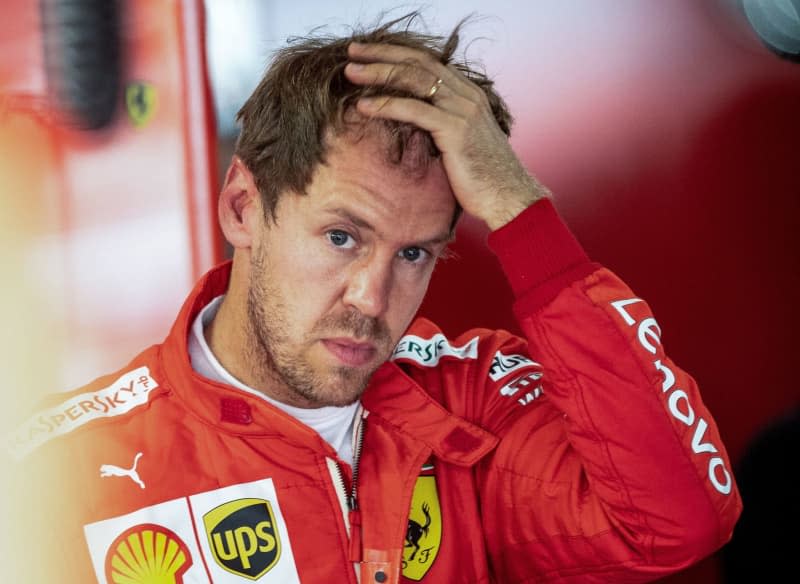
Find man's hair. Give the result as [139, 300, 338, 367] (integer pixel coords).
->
[234, 12, 513, 219]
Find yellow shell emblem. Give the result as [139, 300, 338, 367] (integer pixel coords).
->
[104, 523, 192, 583]
[402, 471, 442, 581]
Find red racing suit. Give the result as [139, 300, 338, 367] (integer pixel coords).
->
[8, 199, 741, 583]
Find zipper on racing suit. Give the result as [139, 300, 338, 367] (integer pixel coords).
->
[327, 407, 366, 569]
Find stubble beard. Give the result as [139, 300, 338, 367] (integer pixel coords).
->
[245, 246, 392, 407]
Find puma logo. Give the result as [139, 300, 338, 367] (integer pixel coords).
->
[100, 452, 145, 489]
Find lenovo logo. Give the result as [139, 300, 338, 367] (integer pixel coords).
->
[611, 298, 732, 496]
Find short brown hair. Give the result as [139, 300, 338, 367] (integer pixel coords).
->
[234, 12, 513, 219]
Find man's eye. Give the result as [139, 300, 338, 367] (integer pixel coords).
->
[399, 247, 428, 263]
[327, 230, 355, 249]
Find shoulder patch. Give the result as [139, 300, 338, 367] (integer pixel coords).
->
[488, 351, 541, 382]
[391, 333, 478, 367]
[6, 367, 158, 460]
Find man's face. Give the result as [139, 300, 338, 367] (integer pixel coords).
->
[245, 131, 456, 408]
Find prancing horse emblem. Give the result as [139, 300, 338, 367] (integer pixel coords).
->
[402, 470, 442, 581]
[405, 502, 431, 560]
[100, 452, 145, 489]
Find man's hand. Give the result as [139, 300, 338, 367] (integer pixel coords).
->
[345, 42, 549, 231]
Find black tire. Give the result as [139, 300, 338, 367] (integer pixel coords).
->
[41, 0, 122, 130]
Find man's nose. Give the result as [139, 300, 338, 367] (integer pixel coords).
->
[342, 256, 391, 318]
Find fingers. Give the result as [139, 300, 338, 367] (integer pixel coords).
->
[345, 43, 488, 123]
[355, 94, 457, 133]
[347, 42, 537, 229]
[345, 61, 446, 100]
[345, 41, 494, 159]
[348, 41, 440, 68]
[346, 42, 479, 101]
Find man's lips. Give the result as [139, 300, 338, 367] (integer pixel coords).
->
[321, 338, 377, 367]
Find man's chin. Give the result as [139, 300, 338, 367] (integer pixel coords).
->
[309, 367, 375, 407]
[275, 354, 380, 408]
[297, 388, 363, 408]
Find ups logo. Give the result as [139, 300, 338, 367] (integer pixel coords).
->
[402, 468, 442, 581]
[203, 498, 281, 580]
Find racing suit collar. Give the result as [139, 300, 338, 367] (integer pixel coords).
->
[362, 363, 498, 466]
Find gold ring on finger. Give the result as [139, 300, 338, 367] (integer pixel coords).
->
[427, 78, 444, 99]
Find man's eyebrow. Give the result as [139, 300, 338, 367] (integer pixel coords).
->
[324, 207, 454, 246]
[326, 208, 375, 231]
[420, 231, 456, 247]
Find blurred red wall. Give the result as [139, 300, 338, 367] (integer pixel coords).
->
[0, 0, 220, 394]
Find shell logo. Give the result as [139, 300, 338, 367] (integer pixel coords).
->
[104, 523, 193, 583]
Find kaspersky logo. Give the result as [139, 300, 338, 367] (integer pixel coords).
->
[104, 523, 192, 583]
[204, 498, 281, 580]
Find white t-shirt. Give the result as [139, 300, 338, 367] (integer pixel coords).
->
[187, 295, 359, 466]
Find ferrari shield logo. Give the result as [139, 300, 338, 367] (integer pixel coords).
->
[402, 471, 442, 580]
[203, 498, 281, 580]
[125, 82, 157, 128]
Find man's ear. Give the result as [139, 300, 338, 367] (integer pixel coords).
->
[219, 156, 262, 249]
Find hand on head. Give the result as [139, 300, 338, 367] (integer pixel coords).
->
[344, 41, 548, 230]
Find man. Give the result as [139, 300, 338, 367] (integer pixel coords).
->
[9, 14, 740, 583]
